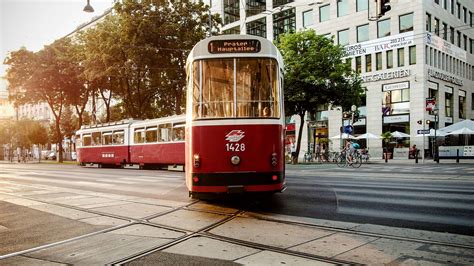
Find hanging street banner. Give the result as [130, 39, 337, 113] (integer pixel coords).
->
[426, 97, 436, 111]
[425, 32, 467, 61]
[343, 31, 414, 58]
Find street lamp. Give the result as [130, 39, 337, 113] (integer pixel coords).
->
[83, 0, 94, 13]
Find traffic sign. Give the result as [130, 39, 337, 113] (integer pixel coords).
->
[417, 129, 430, 134]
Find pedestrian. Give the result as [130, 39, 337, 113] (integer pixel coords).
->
[315, 143, 321, 162]
[290, 141, 297, 164]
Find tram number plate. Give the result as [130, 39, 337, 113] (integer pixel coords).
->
[226, 143, 245, 152]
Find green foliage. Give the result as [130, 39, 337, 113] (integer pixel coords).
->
[381, 131, 393, 143]
[276, 29, 363, 117]
[276, 30, 363, 161]
[80, 0, 221, 119]
[0, 120, 48, 148]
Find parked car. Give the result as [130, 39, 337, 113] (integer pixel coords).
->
[46, 151, 57, 160]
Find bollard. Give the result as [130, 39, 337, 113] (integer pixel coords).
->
[456, 149, 459, 163]
[415, 149, 419, 164]
[385, 150, 388, 163]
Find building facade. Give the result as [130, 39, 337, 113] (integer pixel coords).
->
[208, 0, 474, 159]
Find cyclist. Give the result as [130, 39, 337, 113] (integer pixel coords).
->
[345, 140, 356, 164]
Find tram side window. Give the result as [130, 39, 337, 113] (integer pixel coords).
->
[236, 58, 279, 118]
[134, 128, 145, 144]
[173, 126, 185, 141]
[199, 59, 235, 119]
[83, 135, 92, 146]
[159, 123, 172, 142]
[92, 132, 101, 146]
[102, 132, 113, 145]
[146, 127, 158, 143]
[113, 130, 124, 145]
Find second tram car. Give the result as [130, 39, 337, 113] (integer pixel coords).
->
[185, 35, 286, 197]
[76, 115, 185, 168]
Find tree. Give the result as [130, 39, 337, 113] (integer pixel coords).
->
[4, 38, 82, 162]
[277, 30, 363, 162]
[81, 0, 221, 119]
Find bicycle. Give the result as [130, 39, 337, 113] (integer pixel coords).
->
[336, 149, 362, 168]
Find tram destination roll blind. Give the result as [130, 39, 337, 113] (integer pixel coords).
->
[208, 40, 261, 54]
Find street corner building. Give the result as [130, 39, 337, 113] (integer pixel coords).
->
[204, 0, 474, 160]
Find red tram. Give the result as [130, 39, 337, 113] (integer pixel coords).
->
[185, 35, 286, 197]
[76, 115, 185, 168]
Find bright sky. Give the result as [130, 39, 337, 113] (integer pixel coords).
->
[0, 0, 114, 93]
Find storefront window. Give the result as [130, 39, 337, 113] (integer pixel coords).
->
[383, 88, 410, 115]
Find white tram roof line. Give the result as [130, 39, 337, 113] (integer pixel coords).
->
[130, 114, 186, 128]
[79, 118, 138, 129]
[76, 123, 131, 134]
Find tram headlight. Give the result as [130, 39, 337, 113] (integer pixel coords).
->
[271, 153, 278, 166]
[193, 154, 200, 168]
[231, 155, 240, 165]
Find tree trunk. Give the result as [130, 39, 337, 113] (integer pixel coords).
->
[55, 120, 63, 163]
[295, 112, 305, 164]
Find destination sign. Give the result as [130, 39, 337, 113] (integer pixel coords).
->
[208, 40, 261, 54]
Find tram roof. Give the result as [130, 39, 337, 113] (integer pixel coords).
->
[186, 35, 284, 67]
[130, 114, 186, 128]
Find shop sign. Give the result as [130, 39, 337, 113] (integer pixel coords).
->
[382, 81, 410, 91]
[445, 117, 453, 123]
[428, 69, 463, 86]
[362, 69, 411, 83]
[343, 32, 414, 57]
[425, 32, 467, 61]
[383, 114, 409, 124]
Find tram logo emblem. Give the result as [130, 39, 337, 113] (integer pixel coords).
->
[225, 130, 245, 142]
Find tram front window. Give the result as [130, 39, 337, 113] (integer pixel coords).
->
[236, 58, 279, 118]
[192, 58, 279, 119]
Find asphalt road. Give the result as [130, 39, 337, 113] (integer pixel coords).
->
[1, 162, 473, 237]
